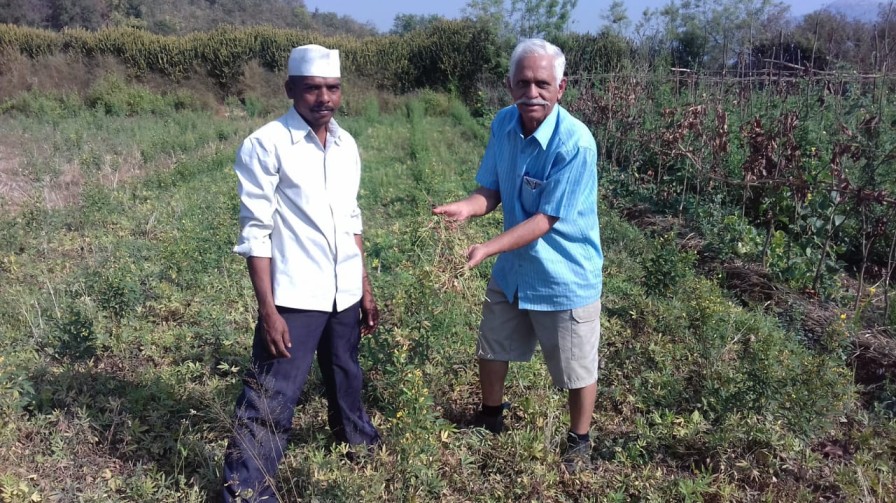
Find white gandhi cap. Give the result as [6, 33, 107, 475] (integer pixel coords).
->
[287, 44, 341, 78]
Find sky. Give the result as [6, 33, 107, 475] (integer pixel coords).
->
[304, 0, 826, 34]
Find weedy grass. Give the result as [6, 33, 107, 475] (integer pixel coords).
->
[0, 83, 894, 502]
[0, 74, 250, 213]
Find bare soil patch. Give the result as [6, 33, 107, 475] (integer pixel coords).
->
[0, 140, 30, 211]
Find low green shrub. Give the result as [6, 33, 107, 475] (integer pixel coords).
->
[641, 232, 697, 297]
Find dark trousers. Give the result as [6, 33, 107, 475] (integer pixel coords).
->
[222, 302, 379, 502]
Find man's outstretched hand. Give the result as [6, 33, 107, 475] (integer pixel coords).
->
[432, 201, 471, 222]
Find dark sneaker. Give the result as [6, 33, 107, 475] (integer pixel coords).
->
[342, 442, 377, 464]
[471, 411, 504, 434]
[471, 402, 510, 434]
[561, 432, 592, 474]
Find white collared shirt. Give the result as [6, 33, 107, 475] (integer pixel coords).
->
[233, 107, 364, 312]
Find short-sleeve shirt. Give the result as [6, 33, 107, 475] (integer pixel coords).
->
[476, 104, 602, 311]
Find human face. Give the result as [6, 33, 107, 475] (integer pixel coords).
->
[507, 54, 566, 136]
[285, 76, 342, 132]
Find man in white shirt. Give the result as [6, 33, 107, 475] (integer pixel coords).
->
[223, 44, 380, 502]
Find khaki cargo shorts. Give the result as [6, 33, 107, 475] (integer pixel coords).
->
[477, 278, 601, 389]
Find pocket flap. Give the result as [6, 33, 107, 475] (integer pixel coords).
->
[571, 301, 601, 323]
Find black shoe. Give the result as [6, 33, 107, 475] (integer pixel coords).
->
[472, 411, 505, 434]
[342, 442, 376, 464]
[471, 402, 510, 434]
[561, 432, 592, 474]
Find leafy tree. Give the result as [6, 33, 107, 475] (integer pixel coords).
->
[791, 9, 873, 71]
[635, 0, 791, 70]
[872, 2, 896, 72]
[308, 8, 377, 37]
[463, 0, 512, 37]
[0, 0, 377, 36]
[462, 0, 577, 41]
[556, 30, 633, 74]
[510, 0, 578, 39]
[0, 0, 52, 27]
[4, 0, 114, 30]
[671, 25, 708, 69]
[390, 13, 446, 35]
[631, 6, 672, 67]
[600, 0, 630, 36]
[751, 38, 828, 71]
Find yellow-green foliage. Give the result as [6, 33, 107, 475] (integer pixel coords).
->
[94, 27, 196, 80]
[401, 21, 503, 94]
[0, 22, 504, 97]
[193, 26, 258, 93]
[558, 31, 633, 75]
[0, 23, 60, 57]
[0, 21, 635, 99]
[60, 27, 99, 56]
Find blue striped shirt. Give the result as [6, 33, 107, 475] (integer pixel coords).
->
[476, 104, 603, 311]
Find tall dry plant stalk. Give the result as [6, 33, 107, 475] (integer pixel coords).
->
[568, 63, 896, 319]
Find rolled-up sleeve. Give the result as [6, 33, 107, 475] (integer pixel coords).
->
[347, 148, 363, 235]
[233, 137, 278, 258]
[348, 205, 363, 235]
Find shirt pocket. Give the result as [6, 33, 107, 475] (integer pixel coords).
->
[571, 301, 601, 323]
[520, 175, 545, 214]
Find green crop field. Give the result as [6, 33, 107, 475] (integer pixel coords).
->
[1, 20, 895, 503]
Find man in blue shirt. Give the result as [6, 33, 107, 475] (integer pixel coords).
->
[433, 38, 603, 472]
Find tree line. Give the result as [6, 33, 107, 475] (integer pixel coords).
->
[0, 0, 377, 37]
[395, 0, 896, 75]
[1, 0, 894, 74]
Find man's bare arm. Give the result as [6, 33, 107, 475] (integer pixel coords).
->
[247, 256, 291, 358]
[432, 187, 501, 222]
[465, 213, 558, 268]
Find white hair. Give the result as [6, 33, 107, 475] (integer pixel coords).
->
[508, 38, 566, 84]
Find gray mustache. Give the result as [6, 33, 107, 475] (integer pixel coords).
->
[514, 98, 550, 106]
